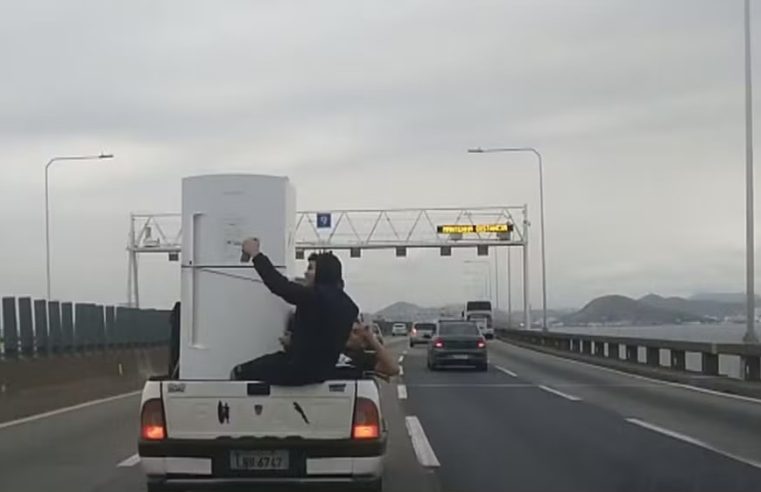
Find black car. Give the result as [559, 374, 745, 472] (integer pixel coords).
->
[427, 320, 487, 371]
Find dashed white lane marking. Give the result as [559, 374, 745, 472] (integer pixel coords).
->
[494, 365, 518, 377]
[408, 383, 534, 388]
[117, 453, 141, 467]
[405, 416, 440, 467]
[0, 390, 141, 431]
[538, 385, 582, 401]
[399, 365, 404, 376]
[397, 384, 408, 400]
[398, 355, 405, 364]
[626, 418, 761, 470]
[494, 339, 761, 405]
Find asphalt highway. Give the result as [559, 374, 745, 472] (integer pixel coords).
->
[3, 337, 761, 492]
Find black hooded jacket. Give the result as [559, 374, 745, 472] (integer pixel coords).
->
[252, 253, 358, 375]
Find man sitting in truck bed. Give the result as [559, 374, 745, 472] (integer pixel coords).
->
[340, 320, 400, 379]
[231, 238, 359, 385]
[278, 319, 400, 379]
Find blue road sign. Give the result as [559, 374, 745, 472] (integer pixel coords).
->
[316, 213, 332, 229]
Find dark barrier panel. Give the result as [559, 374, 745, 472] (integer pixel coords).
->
[137, 309, 150, 346]
[105, 306, 115, 349]
[34, 299, 49, 356]
[138, 310, 149, 346]
[61, 302, 74, 352]
[74, 303, 89, 352]
[115, 306, 129, 347]
[48, 301, 62, 354]
[94, 305, 106, 350]
[3, 299, 170, 356]
[18, 297, 34, 357]
[159, 309, 170, 343]
[2, 297, 19, 358]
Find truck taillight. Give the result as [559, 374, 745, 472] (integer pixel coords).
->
[352, 397, 380, 440]
[477, 339, 486, 348]
[140, 398, 166, 440]
[433, 338, 444, 348]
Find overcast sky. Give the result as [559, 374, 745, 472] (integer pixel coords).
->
[1, 0, 760, 312]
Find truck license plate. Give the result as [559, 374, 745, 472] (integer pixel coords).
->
[230, 450, 289, 471]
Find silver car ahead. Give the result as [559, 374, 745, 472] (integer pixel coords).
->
[409, 321, 436, 347]
[391, 323, 408, 337]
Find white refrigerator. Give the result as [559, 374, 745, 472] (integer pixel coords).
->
[179, 174, 296, 379]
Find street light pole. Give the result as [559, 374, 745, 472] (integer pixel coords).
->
[468, 146, 548, 331]
[45, 153, 114, 300]
[743, 0, 758, 343]
[494, 250, 500, 311]
[507, 246, 512, 328]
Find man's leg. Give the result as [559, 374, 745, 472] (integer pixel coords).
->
[231, 352, 327, 385]
[231, 351, 289, 381]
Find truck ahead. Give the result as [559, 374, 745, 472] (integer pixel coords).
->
[464, 300, 494, 339]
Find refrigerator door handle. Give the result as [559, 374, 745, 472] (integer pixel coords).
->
[188, 212, 206, 348]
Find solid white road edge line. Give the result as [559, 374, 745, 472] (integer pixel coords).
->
[0, 390, 142, 431]
[538, 385, 582, 401]
[494, 365, 518, 377]
[494, 339, 761, 405]
[405, 416, 440, 467]
[117, 453, 141, 467]
[626, 418, 761, 470]
[397, 384, 408, 400]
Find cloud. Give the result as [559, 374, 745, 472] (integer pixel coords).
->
[0, 0, 760, 311]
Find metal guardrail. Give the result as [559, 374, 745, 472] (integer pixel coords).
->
[497, 329, 761, 381]
[1, 296, 170, 359]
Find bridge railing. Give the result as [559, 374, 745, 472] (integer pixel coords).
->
[1, 296, 169, 359]
[496, 328, 761, 382]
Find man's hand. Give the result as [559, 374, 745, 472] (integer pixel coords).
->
[279, 330, 292, 350]
[242, 237, 261, 259]
[356, 323, 379, 348]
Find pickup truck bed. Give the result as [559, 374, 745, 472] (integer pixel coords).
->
[138, 374, 385, 491]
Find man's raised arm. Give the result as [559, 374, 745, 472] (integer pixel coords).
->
[243, 237, 313, 307]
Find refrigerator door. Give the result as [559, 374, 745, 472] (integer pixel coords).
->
[179, 174, 296, 379]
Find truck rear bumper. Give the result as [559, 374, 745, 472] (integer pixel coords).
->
[143, 456, 383, 488]
[140, 438, 384, 487]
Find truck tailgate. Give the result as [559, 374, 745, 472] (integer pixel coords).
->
[162, 381, 356, 440]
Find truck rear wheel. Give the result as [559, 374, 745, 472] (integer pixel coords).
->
[356, 478, 383, 491]
[147, 481, 177, 492]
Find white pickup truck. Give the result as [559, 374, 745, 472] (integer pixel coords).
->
[138, 370, 385, 491]
[137, 175, 385, 491]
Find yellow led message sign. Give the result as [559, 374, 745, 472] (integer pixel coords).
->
[436, 224, 512, 234]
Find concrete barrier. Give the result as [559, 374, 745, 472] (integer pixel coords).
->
[0, 296, 172, 422]
[0, 347, 168, 423]
[1, 297, 170, 358]
[496, 328, 761, 398]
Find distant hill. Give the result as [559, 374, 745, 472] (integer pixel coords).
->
[564, 295, 706, 325]
[639, 294, 742, 319]
[374, 301, 570, 324]
[375, 291, 751, 326]
[689, 292, 761, 304]
[373, 302, 453, 322]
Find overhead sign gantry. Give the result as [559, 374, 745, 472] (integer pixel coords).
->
[126, 205, 533, 328]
